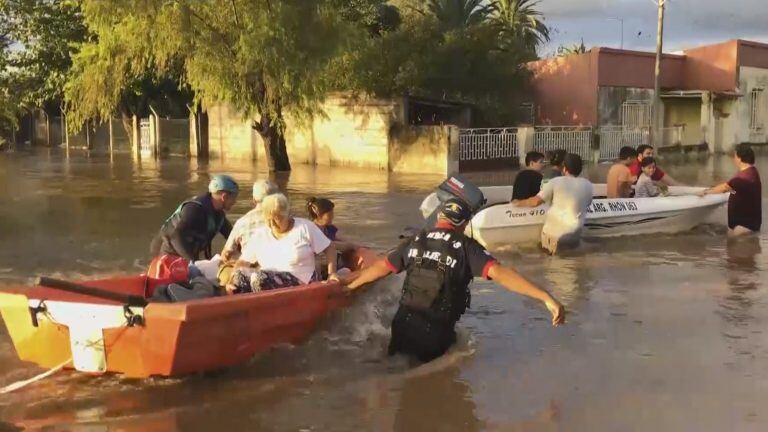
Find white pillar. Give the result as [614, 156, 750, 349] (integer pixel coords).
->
[516, 126, 535, 167]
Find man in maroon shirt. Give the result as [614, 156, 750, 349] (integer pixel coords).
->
[701, 144, 762, 236]
[629, 145, 683, 186]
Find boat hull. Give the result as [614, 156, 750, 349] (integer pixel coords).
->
[0, 249, 377, 378]
[422, 185, 729, 250]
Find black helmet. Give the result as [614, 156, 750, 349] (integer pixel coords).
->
[439, 198, 473, 226]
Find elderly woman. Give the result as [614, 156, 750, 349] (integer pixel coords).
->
[226, 193, 338, 294]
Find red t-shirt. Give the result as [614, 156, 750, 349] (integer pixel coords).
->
[727, 166, 762, 231]
[629, 160, 666, 181]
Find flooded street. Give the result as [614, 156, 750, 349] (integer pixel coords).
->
[1, 149, 767, 431]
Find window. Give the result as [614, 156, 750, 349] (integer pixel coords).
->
[750, 88, 764, 131]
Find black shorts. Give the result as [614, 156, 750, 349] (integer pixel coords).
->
[389, 307, 457, 363]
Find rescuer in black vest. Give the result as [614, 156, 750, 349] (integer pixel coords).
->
[150, 174, 239, 261]
[346, 198, 565, 362]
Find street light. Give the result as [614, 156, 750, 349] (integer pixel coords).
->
[607, 17, 624, 49]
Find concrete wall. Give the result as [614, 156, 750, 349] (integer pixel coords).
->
[389, 125, 458, 174]
[682, 40, 739, 92]
[596, 48, 685, 89]
[597, 87, 654, 126]
[664, 98, 704, 146]
[734, 66, 768, 146]
[528, 51, 599, 126]
[205, 96, 457, 175]
[207, 104, 258, 162]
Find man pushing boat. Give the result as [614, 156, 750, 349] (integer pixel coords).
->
[345, 199, 565, 363]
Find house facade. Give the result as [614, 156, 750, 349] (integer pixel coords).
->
[528, 39, 768, 152]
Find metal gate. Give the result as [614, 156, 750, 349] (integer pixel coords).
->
[458, 128, 518, 161]
[533, 126, 593, 160]
[598, 126, 649, 160]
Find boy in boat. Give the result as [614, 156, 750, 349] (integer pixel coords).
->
[700, 144, 762, 236]
[511, 151, 546, 201]
[514, 154, 593, 254]
[635, 157, 662, 198]
[150, 175, 239, 261]
[606, 146, 637, 198]
[345, 199, 565, 363]
[543, 149, 567, 181]
[630, 145, 683, 187]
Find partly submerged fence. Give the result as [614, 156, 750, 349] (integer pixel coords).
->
[598, 126, 650, 161]
[458, 127, 518, 161]
[532, 126, 593, 160]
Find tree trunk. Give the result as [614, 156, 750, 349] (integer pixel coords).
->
[253, 110, 291, 172]
[120, 111, 133, 148]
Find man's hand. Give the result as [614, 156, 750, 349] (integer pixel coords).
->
[697, 188, 709, 197]
[545, 298, 566, 326]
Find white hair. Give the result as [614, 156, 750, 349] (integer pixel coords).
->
[252, 179, 279, 202]
[261, 193, 290, 219]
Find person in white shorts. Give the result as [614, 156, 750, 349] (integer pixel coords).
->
[513, 154, 593, 254]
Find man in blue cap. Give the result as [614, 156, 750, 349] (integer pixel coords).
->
[346, 198, 565, 363]
[150, 174, 240, 261]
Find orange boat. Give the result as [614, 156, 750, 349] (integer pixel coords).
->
[0, 249, 377, 378]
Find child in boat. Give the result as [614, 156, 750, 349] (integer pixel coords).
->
[307, 197, 356, 279]
[635, 157, 661, 198]
[307, 197, 358, 252]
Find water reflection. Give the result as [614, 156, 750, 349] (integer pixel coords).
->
[393, 367, 483, 432]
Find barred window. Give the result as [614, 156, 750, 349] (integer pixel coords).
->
[750, 88, 764, 131]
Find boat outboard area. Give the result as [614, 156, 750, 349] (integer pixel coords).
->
[420, 178, 729, 250]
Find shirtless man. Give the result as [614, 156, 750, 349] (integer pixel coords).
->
[606, 146, 637, 198]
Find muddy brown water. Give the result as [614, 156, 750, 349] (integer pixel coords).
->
[0, 149, 766, 431]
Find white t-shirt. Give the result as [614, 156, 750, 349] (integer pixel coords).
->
[240, 217, 331, 284]
[537, 176, 594, 238]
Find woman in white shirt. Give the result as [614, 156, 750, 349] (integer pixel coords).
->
[226, 193, 338, 294]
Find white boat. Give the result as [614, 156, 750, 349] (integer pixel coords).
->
[420, 184, 729, 250]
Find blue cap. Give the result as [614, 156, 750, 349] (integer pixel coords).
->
[208, 175, 239, 194]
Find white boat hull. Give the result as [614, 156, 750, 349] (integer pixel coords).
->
[422, 184, 729, 250]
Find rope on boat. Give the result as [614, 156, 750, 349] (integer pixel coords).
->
[0, 358, 71, 394]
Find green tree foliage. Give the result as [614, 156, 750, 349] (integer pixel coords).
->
[2, 0, 88, 109]
[337, 4, 535, 126]
[491, 0, 550, 55]
[67, 0, 361, 171]
[557, 39, 587, 56]
[422, 0, 492, 31]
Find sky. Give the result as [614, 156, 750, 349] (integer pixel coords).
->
[538, 0, 768, 56]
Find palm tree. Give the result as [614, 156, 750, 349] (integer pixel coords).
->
[557, 39, 588, 56]
[491, 0, 550, 52]
[423, 0, 493, 31]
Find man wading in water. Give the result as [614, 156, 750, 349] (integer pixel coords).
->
[345, 199, 565, 363]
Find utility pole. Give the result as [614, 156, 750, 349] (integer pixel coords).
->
[608, 17, 624, 49]
[652, 0, 666, 147]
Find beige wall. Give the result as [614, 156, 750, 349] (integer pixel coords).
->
[389, 125, 458, 174]
[207, 104, 258, 162]
[664, 98, 704, 146]
[205, 95, 456, 175]
[735, 66, 768, 146]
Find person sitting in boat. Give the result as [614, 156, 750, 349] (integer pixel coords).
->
[306, 197, 358, 251]
[700, 144, 762, 236]
[630, 145, 683, 187]
[345, 198, 565, 363]
[226, 193, 338, 294]
[511, 151, 545, 201]
[635, 157, 663, 198]
[221, 179, 279, 262]
[150, 174, 239, 262]
[513, 154, 593, 254]
[606, 146, 637, 198]
[543, 149, 567, 181]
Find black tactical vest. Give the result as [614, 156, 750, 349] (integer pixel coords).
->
[399, 230, 472, 324]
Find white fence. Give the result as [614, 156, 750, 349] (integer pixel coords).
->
[598, 126, 650, 160]
[459, 128, 518, 161]
[533, 126, 593, 160]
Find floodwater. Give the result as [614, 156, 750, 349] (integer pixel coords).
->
[0, 148, 767, 431]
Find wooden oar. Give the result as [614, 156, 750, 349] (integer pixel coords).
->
[36, 276, 148, 307]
